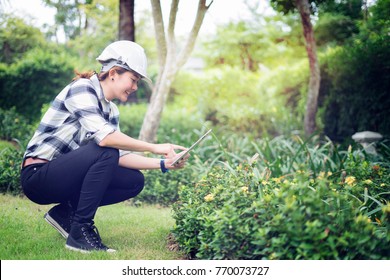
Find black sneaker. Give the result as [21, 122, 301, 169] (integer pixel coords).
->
[44, 203, 73, 239]
[65, 222, 116, 253]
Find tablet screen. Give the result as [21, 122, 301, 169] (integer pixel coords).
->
[170, 129, 212, 166]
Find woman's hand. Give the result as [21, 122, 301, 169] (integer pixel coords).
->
[152, 143, 187, 158]
[152, 143, 190, 170]
[165, 150, 190, 169]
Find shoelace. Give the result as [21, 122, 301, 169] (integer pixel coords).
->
[83, 223, 110, 250]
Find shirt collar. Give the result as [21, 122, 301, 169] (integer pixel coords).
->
[91, 74, 110, 103]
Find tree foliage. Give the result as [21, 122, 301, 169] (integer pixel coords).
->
[65, 0, 119, 71]
[0, 14, 46, 64]
[0, 15, 74, 121]
[320, 0, 390, 141]
[201, 15, 305, 71]
[43, 0, 94, 40]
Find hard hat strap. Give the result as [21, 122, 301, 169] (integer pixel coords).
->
[100, 60, 132, 72]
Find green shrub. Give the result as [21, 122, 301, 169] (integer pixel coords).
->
[339, 147, 390, 221]
[0, 140, 15, 150]
[0, 48, 74, 122]
[0, 107, 32, 195]
[172, 136, 390, 259]
[0, 147, 23, 195]
[137, 169, 196, 206]
[0, 107, 34, 146]
[172, 161, 390, 260]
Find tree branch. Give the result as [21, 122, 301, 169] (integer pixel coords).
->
[166, 0, 179, 68]
[167, 0, 179, 43]
[150, 0, 167, 70]
[175, 0, 213, 70]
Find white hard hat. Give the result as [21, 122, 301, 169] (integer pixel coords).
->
[96, 40, 150, 81]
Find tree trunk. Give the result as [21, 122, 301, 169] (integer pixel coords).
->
[139, 0, 212, 142]
[295, 0, 321, 136]
[119, 0, 135, 41]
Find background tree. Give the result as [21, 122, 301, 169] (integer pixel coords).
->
[118, 0, 135, 41]
[271, 0, 321, 136]
[139, 0, 213, 142]
[43, 0, 93, 41]
[62, 0, 119, 71]
[314, 0, 362, 46]
[200, 12, 305, 71]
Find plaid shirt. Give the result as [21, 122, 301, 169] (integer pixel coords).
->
[24, 74, 129, 161]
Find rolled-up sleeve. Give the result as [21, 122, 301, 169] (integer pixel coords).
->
[93, 123, 115, 143]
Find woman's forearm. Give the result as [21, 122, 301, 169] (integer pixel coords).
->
[99, 130, 155, 153]
[99, 130, 187, 157]
[119, 153, 161, 170]
[119, 151, 189, 170]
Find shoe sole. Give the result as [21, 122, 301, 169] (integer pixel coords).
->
[65, 244, 117, 253]
[65, 244, 91, 253]
[44, 212, 69, 239]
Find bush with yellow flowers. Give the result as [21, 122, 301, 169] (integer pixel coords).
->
[172, 157, 390, 259]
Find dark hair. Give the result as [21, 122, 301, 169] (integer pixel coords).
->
[72, 67, 140, 82]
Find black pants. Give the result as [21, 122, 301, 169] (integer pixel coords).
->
[21, 142, 144, 224]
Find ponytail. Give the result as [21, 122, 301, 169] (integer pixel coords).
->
[72, 70, 96, 81]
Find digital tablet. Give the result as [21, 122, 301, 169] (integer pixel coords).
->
[170, 129, 212, 166]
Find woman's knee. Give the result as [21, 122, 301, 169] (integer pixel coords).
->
[129, 169, 144, 195]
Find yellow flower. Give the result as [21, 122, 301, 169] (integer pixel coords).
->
[272, 177, 282, 184]
[345, 176, 356, 186]
[318, 171, 326, 179]
[382, 203, 390, 214]
[204, 194, 214, 202]
[263, 194, 272, 203]
[241, 186, 249, 193]
[317, 171, 332, 180]
[363, 179, 373, 185]
[355, 215, 371, 224]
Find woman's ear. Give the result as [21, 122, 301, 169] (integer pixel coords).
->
[108, 68, 117, 81]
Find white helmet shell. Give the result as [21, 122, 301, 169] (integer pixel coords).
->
[96, 40, 150, 81]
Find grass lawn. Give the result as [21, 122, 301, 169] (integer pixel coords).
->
[0, 194, 186, 260]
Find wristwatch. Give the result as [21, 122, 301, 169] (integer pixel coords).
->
[160, 159, 169, 173]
